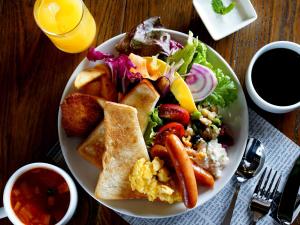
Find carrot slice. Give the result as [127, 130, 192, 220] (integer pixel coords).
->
[13, 201, 22, 212]
[57, 182, 69, 194]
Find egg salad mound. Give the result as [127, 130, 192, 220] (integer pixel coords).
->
[129, 157, 182, 203]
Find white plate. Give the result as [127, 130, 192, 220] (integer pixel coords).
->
[193, 0, 257, 40]
[58, 29, 249, 218]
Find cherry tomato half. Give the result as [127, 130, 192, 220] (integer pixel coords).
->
[158, 104, 190, 126]
[154, 122, 185, 146]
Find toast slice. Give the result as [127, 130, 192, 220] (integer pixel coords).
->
[95, 102, 149, 199]
[121, 79, 160, 133]
[77, 98, 106, 168]
[77, 122, 105, 168]
[78, 80, 159, 168]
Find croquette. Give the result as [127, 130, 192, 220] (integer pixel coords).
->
[61, 93, 103, 136]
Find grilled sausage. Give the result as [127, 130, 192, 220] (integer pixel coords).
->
[192, 164, 214, 188]
[165, 134, 198, 208]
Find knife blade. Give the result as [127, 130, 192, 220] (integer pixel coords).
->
[277, 155, 300, 225]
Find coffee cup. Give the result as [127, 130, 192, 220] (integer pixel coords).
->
[246, 41, 300, 113]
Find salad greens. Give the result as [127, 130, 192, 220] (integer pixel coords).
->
[202, 68, 237, 108]
[167, 32, 197, 74]
[212, 0, 236, 15]
[87, 18, 237, 108]
[144, 108, 163, 146]
[115, 17, 182, 56]
[167, 32, 237, 108]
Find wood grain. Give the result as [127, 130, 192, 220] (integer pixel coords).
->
[0, 0, 299, 225]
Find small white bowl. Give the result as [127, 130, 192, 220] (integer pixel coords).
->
[246, 41, 300, 113]
[193, 0, 257, 40]
[0, 163, 78, 225]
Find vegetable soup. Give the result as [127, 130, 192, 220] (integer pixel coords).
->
[11, 168, 70, 225]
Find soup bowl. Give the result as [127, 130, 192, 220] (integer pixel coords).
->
[0, 163, 78, 225]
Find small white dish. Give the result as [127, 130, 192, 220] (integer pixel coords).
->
[0, 163, 78, 225]
[193, 0, 257, 40]
[246, 41, 300, 113]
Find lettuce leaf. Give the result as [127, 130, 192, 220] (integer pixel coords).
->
[202, 68, 237, 107]
[190, 43, 237, 107]
[167, 32, 197, 74]
[144, 108, 163, 146]
[190, 42, 213, 69]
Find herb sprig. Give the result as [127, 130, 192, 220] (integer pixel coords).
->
[212, 0, 236, 15]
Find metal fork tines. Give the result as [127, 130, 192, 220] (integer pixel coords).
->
[249, 167, 281, 225]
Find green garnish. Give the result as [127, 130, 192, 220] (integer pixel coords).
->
[212, 0, 236, 15]
[191, 111, 201, 120]
[144, 108, 163, 146]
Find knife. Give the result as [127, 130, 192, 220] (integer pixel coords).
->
[277, 155, 300, 225]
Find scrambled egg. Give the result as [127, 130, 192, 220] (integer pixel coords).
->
[129, 157, 182, 203]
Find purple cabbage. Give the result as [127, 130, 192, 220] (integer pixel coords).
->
[86, 48, 142, 93]
[105, 55, 142, 93]
[87, 48, 113, 61]
[169, 39, 183, 55]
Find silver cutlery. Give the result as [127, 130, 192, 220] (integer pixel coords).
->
[221, 138, 265, 225]
[277, 155, 300, 225]
[250, 167, 281, 225]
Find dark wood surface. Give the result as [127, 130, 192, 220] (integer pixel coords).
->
[0, 0, 299, 224]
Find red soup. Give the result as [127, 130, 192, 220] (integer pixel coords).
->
[11, 168, 70, 225]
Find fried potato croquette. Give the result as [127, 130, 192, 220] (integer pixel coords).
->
[61, 93, 104, 137]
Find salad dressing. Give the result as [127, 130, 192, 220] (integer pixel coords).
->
[251, 48, 300, 106]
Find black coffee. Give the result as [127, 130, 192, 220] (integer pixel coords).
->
[251, 48, 300, 106]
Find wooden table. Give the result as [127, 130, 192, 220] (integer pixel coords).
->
[0, 0, 299, 224]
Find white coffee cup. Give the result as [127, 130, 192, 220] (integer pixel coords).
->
[0, 163, 78, 225]
[246, 41, 300, 113]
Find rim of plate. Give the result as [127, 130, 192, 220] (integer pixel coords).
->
[58, 29, 248, 218]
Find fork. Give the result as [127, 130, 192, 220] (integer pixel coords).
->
[249, 167, 281, 225]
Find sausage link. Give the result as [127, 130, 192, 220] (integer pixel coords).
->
[165, 134, 198, 208]
[192, 164, 214, 188]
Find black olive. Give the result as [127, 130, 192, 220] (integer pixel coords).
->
[191, 134, 201, 145]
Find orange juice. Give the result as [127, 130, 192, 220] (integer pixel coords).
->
[34, 0, 96, 53]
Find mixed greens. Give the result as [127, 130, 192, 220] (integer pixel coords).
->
[86, 17, 238, 148]
[115, 16, 182, 56]
[80, 18, 240, 206]
[167, 32, 237, 107]
[144, 108, 163, 146]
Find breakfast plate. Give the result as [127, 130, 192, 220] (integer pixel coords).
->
[58, 28, 248, 218]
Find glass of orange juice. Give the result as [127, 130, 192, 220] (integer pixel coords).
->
[34, 0, 96, 53]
